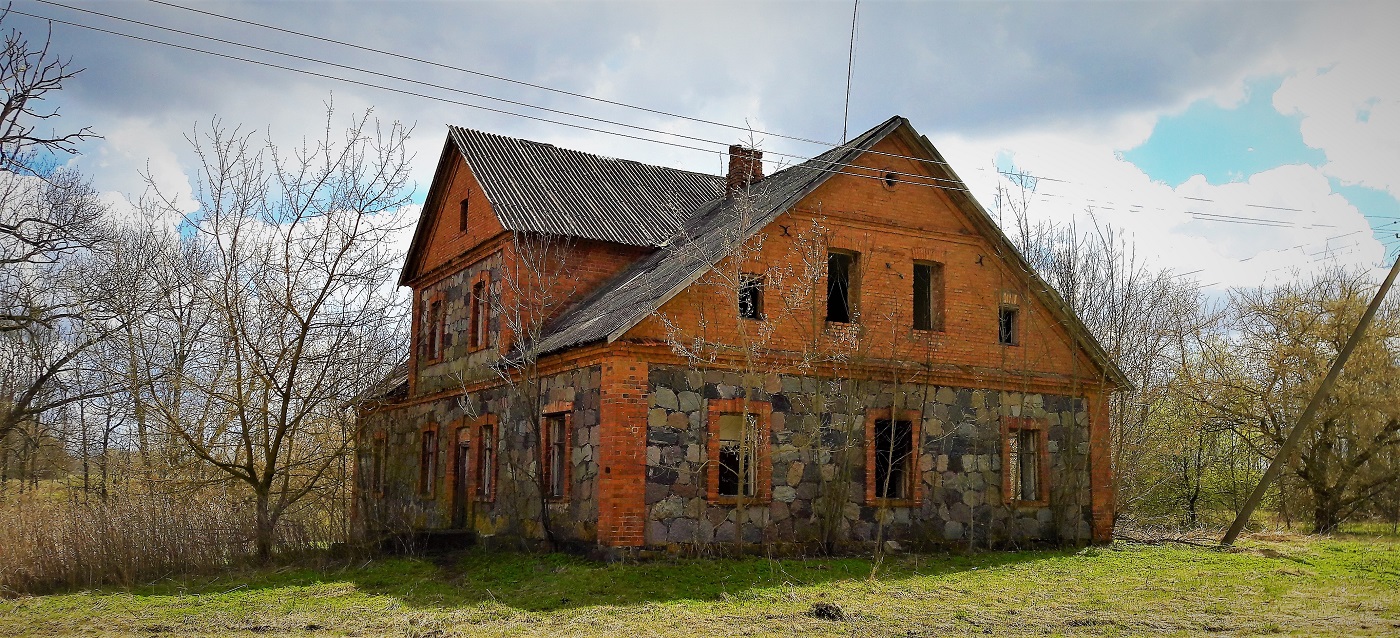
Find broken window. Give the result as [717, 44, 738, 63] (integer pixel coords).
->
[419, 428, 437, 498]
[913, 261, 945, 331]
[738, 273, 764, 320]
[470, 280, 489, 350]
[372, 433, 387, 496]
[543, 413, 569, 499]
[873, 419, 914, 499]
[998, 305, 1018, 345]
[826, 251, 856, 323]
[422, 298, 444, 361]
[477, 424, 494, 500]
[459, 198, 470, 233]
[717, 413, 758, 498]
[1005, 421, 1047, 504]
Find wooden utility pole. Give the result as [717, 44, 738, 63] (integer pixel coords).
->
[1222, 252, 1400, 546]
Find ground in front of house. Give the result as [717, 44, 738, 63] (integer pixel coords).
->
[3, 533, 1398, 637]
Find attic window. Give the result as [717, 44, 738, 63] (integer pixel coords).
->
[826, 251, 857, 323]
[739, 273, 764, 320]
[459, 198, 470, 233]
[999, 305, 1019, 345]
[883, 172, 898, 189]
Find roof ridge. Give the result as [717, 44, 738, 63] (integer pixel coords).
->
[446, 124, 724, 180]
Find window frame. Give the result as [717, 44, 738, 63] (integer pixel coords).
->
[705, 398, 772, 504]
[738, 272, 765, 321]
[1001, 416, 1050, 507]
[864, 408, 923, 506]
[825, 250, 859, 324]
[371, 430, 387, 498]
[998, 305, 1019, 346]
[419, 424, 439, 499]
[469, 271, 491, 352]
[913, 260, 945, 332]
[473, 415, 499, 502]
[540, 401, 574, 502]
[421, 292, 446, 363]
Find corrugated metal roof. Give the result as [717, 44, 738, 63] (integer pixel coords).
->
[448, 126, 725, 247]
[526, 116, 906, 357]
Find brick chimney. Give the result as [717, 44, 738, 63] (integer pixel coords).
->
[726, 145, 763, 197]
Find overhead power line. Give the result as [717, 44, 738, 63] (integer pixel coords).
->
[45, 0, 1380, 236]
[13, 2, 1389, 279]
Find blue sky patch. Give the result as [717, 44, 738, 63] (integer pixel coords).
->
[1122, 76, 1325, 187]
[1331, 178, 1400, 241]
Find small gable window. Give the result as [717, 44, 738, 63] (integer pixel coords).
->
[738, 273, 764, 320]
[999, 305, 1019, 345]
[826, 251, 857, 323]
[913, 261, 944, 331]
[459, 198, 470, 233]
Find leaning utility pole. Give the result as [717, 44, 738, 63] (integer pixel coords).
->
[1221, 252, 1400, 546]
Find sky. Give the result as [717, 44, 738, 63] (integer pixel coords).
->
[8, 0, 1400, 293]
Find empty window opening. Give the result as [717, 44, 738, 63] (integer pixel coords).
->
[717, 413, 758, 498]
[1007, 428, 1041, 502]
[419, 429, 437, 498]
[423, 299, 444, 361]
[459, 198, 470, 233]
[826, 251, 855, 323]
[544, 414, 568, 499]
[873, 419, 914, 499]
[477, 424, 494, 499]
[739, 273, 764, 320]
[913, 261, 945, 331]
[470, 280, 489, 350]
[998, 306, 1018, 345]
[372, 434, 387, 496]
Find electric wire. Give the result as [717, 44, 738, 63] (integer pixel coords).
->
[13, 3, 1393, 283]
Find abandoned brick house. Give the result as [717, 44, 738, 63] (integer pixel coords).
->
[355, 115, 1127, 553]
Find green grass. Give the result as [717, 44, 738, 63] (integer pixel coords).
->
[3, 533, 1399, 637]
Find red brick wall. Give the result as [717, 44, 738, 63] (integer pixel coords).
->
[597, 355, 648, 546]
[630, 133, 1102, 391]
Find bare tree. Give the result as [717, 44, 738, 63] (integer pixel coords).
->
[0, 7, 97, 174]
[135, 105, 413, 559]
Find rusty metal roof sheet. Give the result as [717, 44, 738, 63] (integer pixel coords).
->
[448, 126, 725, 247]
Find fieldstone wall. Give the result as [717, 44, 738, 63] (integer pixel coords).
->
[642, 365, 1093, 550]
[416, 252, 503, 395]
[358, 365, 602, 544]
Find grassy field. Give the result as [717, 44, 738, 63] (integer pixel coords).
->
[3, 533, 1398, 637]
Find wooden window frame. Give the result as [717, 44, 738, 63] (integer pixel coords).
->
[864, 408, 923, 506]
[738, 272, 764, 321]
[825, 249, 859, 324]
[706, 398, 772, 505]
[473, 415, 499, 503]
[371, 430, 387, 498]
[419, 424, 439, 499]
[469, 271, 491, 352]
[540, 401, 574, 502]
[1002, 416, 1051, 507]
[421, 292, 446, 363]
[913, 260, 945, 332]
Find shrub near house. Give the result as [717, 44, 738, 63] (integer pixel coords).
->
[357, 116, 1127, 554]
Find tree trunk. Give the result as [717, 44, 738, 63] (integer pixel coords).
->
[255, 489, 275, 562]
[1312, 494, 1343, 535]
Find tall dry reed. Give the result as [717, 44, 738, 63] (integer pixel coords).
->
[0, 487, 339, 595]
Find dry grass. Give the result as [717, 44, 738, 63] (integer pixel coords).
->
[0, 486, 338, 595]
[2, 531, 1397, 636]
